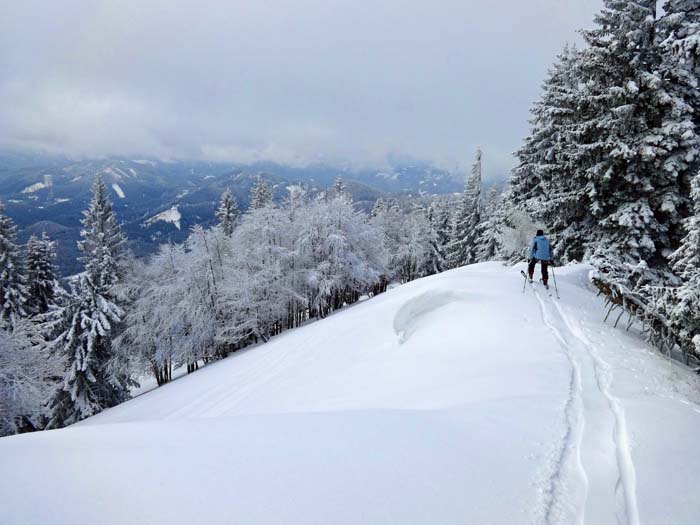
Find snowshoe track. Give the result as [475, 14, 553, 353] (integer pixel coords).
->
[532, 285, 639, 525]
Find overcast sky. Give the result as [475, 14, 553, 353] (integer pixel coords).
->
[0, 0, 602, 178]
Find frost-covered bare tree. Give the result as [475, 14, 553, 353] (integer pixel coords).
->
[117, 188, 389, 385]
[0, 324, 58, 436]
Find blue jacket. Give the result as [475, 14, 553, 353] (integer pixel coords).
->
[530, 235, 553, 261]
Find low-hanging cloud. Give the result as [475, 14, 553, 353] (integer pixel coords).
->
[0, 0, 601, 177]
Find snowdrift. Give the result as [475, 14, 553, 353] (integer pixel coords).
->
[1, 263, 699, 524]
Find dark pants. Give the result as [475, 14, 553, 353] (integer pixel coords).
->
[528, 259, 549, 284]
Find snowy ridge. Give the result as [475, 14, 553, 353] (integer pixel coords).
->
[1, 263, 699, 525]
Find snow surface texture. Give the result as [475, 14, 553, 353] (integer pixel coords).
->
[1, 263, 699, 525]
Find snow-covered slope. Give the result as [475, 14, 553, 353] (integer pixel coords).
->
[1, 263, 699, 525]
[143, 205, 182, 230]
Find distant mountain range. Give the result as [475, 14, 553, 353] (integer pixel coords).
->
[0, 153, 468, 275]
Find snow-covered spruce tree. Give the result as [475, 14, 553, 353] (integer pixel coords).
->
[447, 148, 482, 268]
[426, 197, 452, 272]
[509, 44, 590, 262]
[45, 274, 124, 428]
[658, 0, 700, 231]
[473, 187, 506, 263]
[0, 203, 28, 331]
[47, 177, 129, 427]
[216, 188, 240, 237]
[249, 176, 273, 210]
[668, 172, 700, 361]
[25, 232, 59, 314]
[580, 0, 699, 269]
[79, 176, 127, 291]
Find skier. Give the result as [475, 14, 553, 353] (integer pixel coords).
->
[527, 229, 553, 288]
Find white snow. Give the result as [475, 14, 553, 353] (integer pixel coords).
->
[143, 205, 182, 230]
[132, 159, 157, 166]
[101, 166, 134, 180]
[1, 263, 699, 525]
[111, 183, 126, 199]
[21, 175, 53, 194]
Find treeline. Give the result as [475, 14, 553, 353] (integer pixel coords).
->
[505, 1, 700, 365]
[0, 163, 516, 436]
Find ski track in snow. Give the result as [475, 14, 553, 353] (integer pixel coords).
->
[530, 281, 639, 525]
[530, 282, 587, 525]
[553, 299, 640, 525]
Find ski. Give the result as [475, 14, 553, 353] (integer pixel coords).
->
[520, 270, 534, 293]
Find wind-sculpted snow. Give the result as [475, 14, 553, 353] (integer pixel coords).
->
[393, 290, 471, 343]
[1, 262, 700, 525]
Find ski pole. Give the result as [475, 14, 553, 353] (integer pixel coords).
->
[522, 261, 528, 293]
[551, 264, 560, 299]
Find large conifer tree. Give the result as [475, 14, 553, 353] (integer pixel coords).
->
[26, 232, 58, 315]
[579, 0, 697, 268]
[0, 203, 28, 331]
[79, 176, 127, 290]
[216, 188, 240, 236]
[249, 176, 273, 210]
[510, 44, 590, 261]
[669, 172, 700, 358]
[47, 177, 129, 427]
[447, 149, 483, 267]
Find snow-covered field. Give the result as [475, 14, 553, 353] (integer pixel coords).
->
[1, 262, 699, 524]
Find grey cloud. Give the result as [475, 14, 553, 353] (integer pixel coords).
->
[0, 0, 602, 178]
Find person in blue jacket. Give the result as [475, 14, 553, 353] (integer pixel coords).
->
[528, 229, 553, 288]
